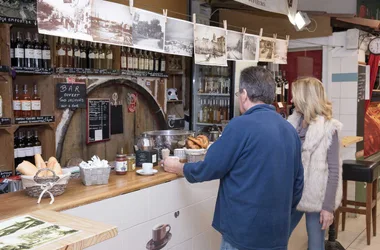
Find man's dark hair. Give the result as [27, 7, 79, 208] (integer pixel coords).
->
[239, 67, 276, 104]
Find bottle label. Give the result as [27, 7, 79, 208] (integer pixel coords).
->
[13, 100, 21, 110]
[94, 53, 99, 59]
[139, 60, 144, 70]
[31, 100, 41, 111]
[155, 61, 159, 71]
[42, 50, 51, 60]
[161, 61, 166, 72]
[34, 49, 42, 59]
[133, 58, 138, 69]
[89, 53, 95, 59]
[276, 87, 282, 95]
[21, 101, 31, 111]
[128, 58, 133, 68]
[25, 48, 34, 59]
[33, 146, 42, 155]
[144, 60, 149, 70]
[58, 48, 65, 56]
[18, 148, 26, 158]
[149, 60, 154, 71]
[14, 148, 18, 159]
[115, 161, 126, 172]
[25, 147, 34, 157]
[80, 52, 86, 59]
[99, 53, 105, 59]
[106, 54, 113, 60]
[67, 50, 73, 57]
[15, 48, 24, 58]
[74, 50, 80, 57]
[10, 48, 15, 58]
[121, 57, 127, 68]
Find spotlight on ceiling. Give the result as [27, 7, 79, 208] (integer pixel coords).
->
[288, 11, 311, 31]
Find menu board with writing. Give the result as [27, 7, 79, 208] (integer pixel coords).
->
[87, 98, 111, 144]
[358, 65, 366, 101]
[56, 83, 86, 109]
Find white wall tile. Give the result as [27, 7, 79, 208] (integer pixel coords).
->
[340, 81, 358, 99]
[341, 147, 356, 160]
[193, 232, 211, 250]
[332, 98, 340, 117]
[170, 239, 192, 250]
[331, 58, 342, 73]
[339, 115, 357, 131]
[331, 82, 341, 98]
[340, 99, 357, 115]
[340, 56, 358, 73]
[339, 130, 357, 139]
[191, 180, 219, 204]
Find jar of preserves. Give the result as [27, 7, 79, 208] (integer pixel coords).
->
[115, 153, 127, 175]
[126, 154, 136, 172]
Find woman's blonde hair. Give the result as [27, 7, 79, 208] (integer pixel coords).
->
[292, 77, 332, 124]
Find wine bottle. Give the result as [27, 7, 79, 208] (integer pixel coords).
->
[93, 42, 99, 69]
[80, 40, 87, 69]
[33, 130, 42, 156]
[121, 47, 127, 70]
[98, 44, 106, 69]
[87, 42, 95, 69]
[56, 37, 66, 68]
[66, 38, 73, 68]
[25, 130, 34, 164]
[14, 133, 19, 168]
[24, 32, 34, 68]
[10, 33, 15, 67]
[42, 35, 51, 69]
[13, 84, 21, 118]
[31, 84, 41, 117]
[105, 44, 113, 70]
[73, 39, 81, 69]
[15, 32, 24, 67]
[21, 84, 31, 117]
[33, 34, 42, 69]
[17, 131, 26, 165]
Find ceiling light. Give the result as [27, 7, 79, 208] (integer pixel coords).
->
[294, 11, 311, 31]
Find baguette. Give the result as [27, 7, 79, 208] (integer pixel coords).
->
[52, 162, 63, 175]
[34, 154, 47, 170]
[16, 161, 38, 176]
[45, 157, 59, 176]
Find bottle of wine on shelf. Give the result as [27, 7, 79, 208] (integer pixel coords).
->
[56, 37, 66, 68]
[42, 35, 51, 69]
[33, 130, 42, 156]
[87, 42, 95, 69]
[13, 84, 21, 118]
[21, 84, 31, 117]
[105, 44, 113, 70]
[138, 50, 144, 71]
[17, 131, 26, 165]
[132, 48, 138, 70]
[80, 40, 87, 69]
[73, 39, 81, 69]
[14, 133, 19, 167]
[154, 53, 159, 72]
[25, 130, 34, 164]
[160, 54, 166, 72]
[148, 51, 154, 71]
[66, 38, 73, 68]
[282, 71, 289, 103]
[144, 50, 149, 71]
[198, 99, 203, 123]
[24, 32, 34, 68]
[31, 84, 41, 117]
[15, 31, 24, 67]
[93, 42, 99, 69]
[127, 47, 133, 70]
[120, 47, 127, 70]
[10, 33, 15, 67]
[98, 43, 106, 70]
[33, 33, 42, 69]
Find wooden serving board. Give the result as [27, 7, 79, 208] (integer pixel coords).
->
[1, 209, 118, 250]
[341, 136, 363, 148]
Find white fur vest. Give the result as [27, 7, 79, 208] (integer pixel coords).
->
[288, 111, 343, 212]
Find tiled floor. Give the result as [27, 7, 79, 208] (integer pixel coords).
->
[289, 198, 380, 250]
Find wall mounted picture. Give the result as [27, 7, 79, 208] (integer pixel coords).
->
[274, 39, 288, 64]
[227, 30, 243, 60]
[164, 17, 194, 57]
[243, 34, 259, 61]
[132, 8, 165, 52]
[91, 0, 133, 46]
[259, 37, 275, 62]
[0, 0, 36, 25]
[194, 24, 227, 66]
[37, 0, 93, 41]
[146, 224, 172, 250]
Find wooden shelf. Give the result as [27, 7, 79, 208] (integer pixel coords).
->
[197, 122, 226, 126]
[197, 93, 230, 97]
[167, 100, 183, 103]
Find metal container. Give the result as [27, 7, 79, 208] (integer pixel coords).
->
[145, 130, 194, 154]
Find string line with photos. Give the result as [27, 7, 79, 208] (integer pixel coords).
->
[36, 0, 290, 66]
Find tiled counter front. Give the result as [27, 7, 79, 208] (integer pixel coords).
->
[63, 178, 221, 250]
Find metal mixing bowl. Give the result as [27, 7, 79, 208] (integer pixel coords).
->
[145, 130, 195, 153]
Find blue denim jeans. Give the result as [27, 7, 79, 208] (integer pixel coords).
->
[220, 238, 239, 250]
[290, 211, 325, 250]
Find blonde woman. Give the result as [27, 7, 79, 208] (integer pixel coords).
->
[288, 77, 343, 250]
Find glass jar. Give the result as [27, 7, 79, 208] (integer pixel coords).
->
[126, 154, 136, 172]
[115, 153, 127, 175]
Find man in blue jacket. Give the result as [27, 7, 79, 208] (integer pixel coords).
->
[163, 67, 303, 250]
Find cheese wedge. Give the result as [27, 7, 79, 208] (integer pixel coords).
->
[16, 161, 38, 176]
[34, 154, 47, 170]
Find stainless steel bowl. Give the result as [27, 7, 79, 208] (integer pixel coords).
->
[145, 130, 194, 153]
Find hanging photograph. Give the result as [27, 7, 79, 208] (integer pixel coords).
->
[274, 39, 288, 64]
[164, 17, 194, 57]
[91, 0, 133, 46]
[0, 0, 36, 25]
[259, 37, 276, 62]
[37, 0, 93, 41]
[243, 34, 259, 61]
[132, 8, 165, 52]
[227, 31, 243, 60]
[194, 24, 227, 66]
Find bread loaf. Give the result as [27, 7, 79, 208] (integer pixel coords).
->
[34, 154, 47, 169]
[16, 161, 38, 176]
[52, 162, 63, 175]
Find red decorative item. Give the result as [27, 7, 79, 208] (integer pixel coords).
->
[127, 92, 138, 113]
[366, 54, 380, 111]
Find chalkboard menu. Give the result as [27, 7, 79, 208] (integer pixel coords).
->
[358, 65, 366, 101]
[57, 83, 86, 109]
[87, 99, 111, 144]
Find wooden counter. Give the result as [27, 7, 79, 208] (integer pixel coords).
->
[0, 168, 178, 221]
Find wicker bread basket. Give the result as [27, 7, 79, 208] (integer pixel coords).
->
[21, 168, 71, 198]
[185, 149, 207, 163]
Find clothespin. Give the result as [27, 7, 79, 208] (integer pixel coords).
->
[193, 13, 196, 29]
[129, 0, 134, 15]
[242, 27, 247, 34]
[223, 20, 227, 30]
[273, 34, 277, 40]
[286, 35, 290, 45]
[259, 28, 263, 37]
[163, 9, 168, 23]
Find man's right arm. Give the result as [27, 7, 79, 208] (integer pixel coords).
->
[292, 136, 304, 210]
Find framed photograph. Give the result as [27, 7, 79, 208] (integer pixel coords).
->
[194, 24, 227, 66]
[37, 0, 93, 41]
[243, 34, 259, 61]
[164, 17, 194, 57]
[132, 8, 165, 52]
[227, 31, 243, 61]
[259, 37, 276, 62]
[91, 0, 133, 46]
[274, 39, 288, 64]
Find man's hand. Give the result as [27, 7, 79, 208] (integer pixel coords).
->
[320, 210, 334, 230]
[163, 157, 184, 176]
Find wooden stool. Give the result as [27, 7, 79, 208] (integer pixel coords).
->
[335, 160, 380, 245]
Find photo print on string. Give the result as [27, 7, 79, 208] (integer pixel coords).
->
[227, 30, 243, 60]
[243, 34, 259, 61]
[274, 39, 288, 64]
[194, 24, 227, 66]
[37, 0, 93, 41]
[132, 8, 165, 52]
[259, 37, 276, 62]
[91, 0, 133, 46]
[164, 17, 194, 57]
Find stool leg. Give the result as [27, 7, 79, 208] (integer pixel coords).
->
[334, 210, 340, 239]
[342, 180, 348, 231]
[366, 183, 373, 245]
[373, 179, 378, 237]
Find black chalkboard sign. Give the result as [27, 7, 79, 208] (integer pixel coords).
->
[87, 98, 111, 144]
[57, 83, 86, 109]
